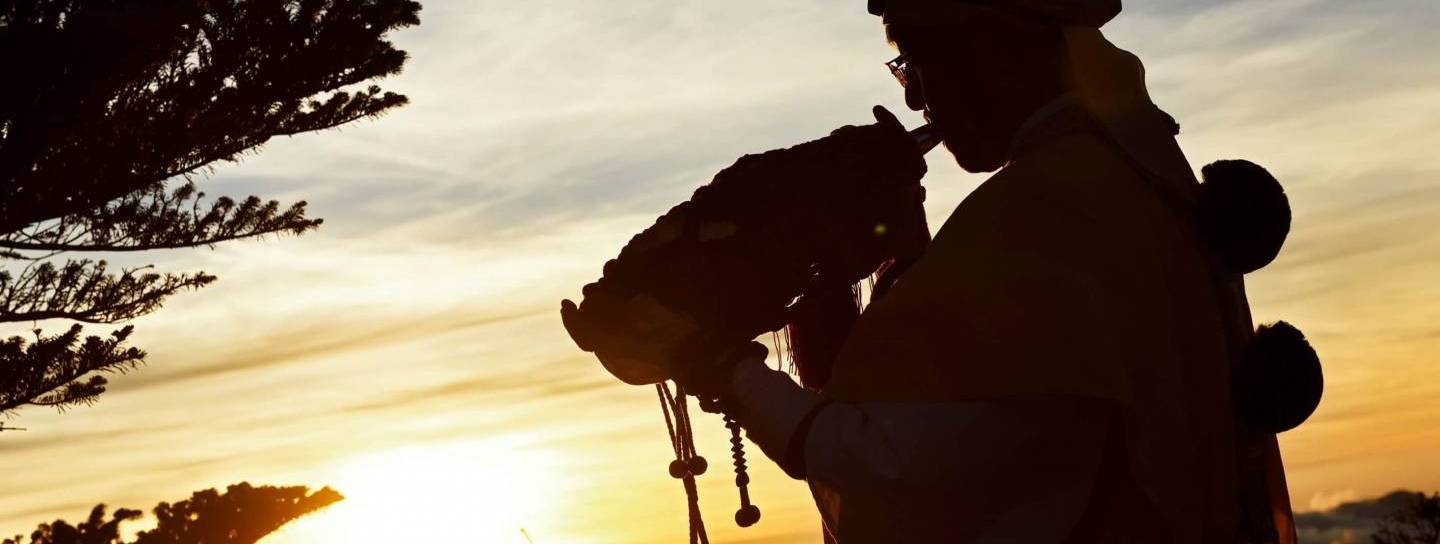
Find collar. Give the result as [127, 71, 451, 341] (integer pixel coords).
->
[1004, 93, 1092, 163]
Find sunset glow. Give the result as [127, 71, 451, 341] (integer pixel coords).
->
[268, 439, 567, 543]
[3, 1, 1440, 543]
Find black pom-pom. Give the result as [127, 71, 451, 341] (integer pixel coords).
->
[1233, 321, 1323, 433]
[687, 456, 709, 476]
[668, 459, 690, 479]
[735, 504, 762, 527]
[1198, 160, 1291, 274]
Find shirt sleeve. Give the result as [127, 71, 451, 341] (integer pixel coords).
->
[727, 356, 1113, 540]
[727, 357, 825, 474]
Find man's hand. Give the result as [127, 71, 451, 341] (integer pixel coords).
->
[561, 290, 700, 386]
[671, 341, 769, 401]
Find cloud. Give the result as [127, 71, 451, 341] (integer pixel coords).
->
[336, 357, 611, 415]
[115, 308, 547, 393]
[0, 422, 188, 456]
[1309, 489, 1359, 512]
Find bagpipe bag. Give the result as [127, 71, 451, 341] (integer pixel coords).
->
[560, 116, 929, 386]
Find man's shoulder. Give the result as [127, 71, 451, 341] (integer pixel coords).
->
[981, 127, 1182, 231]
[1001, 128, 1143, 198]
[933, 126, 1197, 274]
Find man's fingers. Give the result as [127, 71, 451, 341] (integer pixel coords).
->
[560, 298, 597, 351]
[873, 104, 903, 130]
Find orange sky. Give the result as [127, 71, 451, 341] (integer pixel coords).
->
[3, 1, 1439, 542]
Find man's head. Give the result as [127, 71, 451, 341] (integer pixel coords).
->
[875, 0, 1121, 172]
[886, 13, 1070, 172]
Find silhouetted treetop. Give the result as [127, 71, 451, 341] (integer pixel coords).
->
[0, 0, 421, 232]
[133, 482, 343, 544]
[5, 505, 140, 544]
[3, 482, 342, 544]
[1372, 491, 1440, 544]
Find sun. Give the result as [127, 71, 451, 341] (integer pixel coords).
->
[265, 438, 567, 544]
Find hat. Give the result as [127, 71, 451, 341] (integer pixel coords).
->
[869, 0, 1121, 28]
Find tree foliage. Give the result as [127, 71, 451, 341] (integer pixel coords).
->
[1373, 491, 1440, 544]
[0, 0, 419, 229]
[0, 0, 418, 419]
[4, 482, 343, 544]
[0, 325, 144, 413]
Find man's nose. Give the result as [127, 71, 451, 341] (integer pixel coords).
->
[904, 81, 926, 111]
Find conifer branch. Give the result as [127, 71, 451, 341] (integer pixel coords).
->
[0, 182, 322, 254]
[274, 85, 410, 136]
[0, 325, 145, 414]
[0, 260, 216, 324]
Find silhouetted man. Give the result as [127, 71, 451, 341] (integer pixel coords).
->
[679, 1, 1297, 542]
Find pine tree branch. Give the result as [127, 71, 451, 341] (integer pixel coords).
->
[0, 181, 322, 254]
[0, 325, 145, 415]
[0, 260, 216, 324]
[274, 86, 410, 136]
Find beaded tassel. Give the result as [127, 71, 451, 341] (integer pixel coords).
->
[658, 383, 761, 543]
[658, 383, 709, 544]
[726, 414, 761, 527]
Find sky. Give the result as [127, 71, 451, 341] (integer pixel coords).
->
[2, 0, 1439, 542]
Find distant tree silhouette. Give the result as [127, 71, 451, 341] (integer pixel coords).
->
[4, 482, 342, 544]
[0, 0, 420, 419]
[3, 505, 140, 544]
[1373, 491, 1440, 544]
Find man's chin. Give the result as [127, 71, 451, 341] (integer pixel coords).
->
[942, 139, 1006, 173]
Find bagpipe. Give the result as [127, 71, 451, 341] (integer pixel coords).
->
[561, 107, 936, 389]
[560, 107, 938, 540]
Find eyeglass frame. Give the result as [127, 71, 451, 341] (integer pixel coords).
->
[886, 54, 915, 89]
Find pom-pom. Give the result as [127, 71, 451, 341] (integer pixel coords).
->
[1233, 321, 1323, 433]
[735, 504, 762, 527]
[687, 456, 709, 476]
[668, 459, 691, 479]
[1198, 160, 1291, 274]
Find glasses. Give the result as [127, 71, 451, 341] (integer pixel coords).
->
[886, 54, 915, 89]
